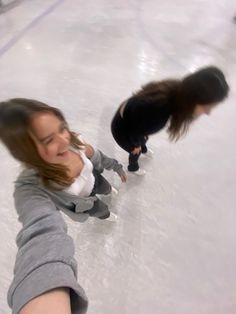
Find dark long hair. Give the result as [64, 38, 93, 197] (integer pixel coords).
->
[135, 66, 229, 141]
[0, 98, 84, 188]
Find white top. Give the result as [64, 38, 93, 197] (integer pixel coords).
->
[65, 151, 95, 197]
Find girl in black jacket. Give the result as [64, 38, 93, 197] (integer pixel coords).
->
[111, 66, 229, 175]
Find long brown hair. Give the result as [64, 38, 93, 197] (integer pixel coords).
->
[0, 98, 84, 188]
[134, 66, 229, 141]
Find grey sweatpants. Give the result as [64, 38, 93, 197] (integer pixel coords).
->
[85, 170, 112, 219]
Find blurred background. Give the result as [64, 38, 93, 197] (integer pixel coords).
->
[0, 1, 235, 313]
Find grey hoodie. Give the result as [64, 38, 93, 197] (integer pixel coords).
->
[7, 149, 125, 314]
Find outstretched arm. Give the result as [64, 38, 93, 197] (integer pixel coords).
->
[19, 288, 71, 314]
[8, 184, 88, 314]
[90, 149, 127, 182]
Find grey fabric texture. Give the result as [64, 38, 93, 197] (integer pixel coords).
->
[7, 184, 88, 314]
[7, 149, 124, 313]
[90, 149, 126, 177]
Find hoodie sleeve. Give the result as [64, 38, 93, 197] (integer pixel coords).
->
[90, 149, 126, 177]
[7, 184, 88, 314]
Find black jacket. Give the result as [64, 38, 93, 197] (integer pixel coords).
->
[122, 96, 172, 146]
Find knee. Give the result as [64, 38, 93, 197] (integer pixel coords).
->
[99, 212, 111, 220]
[102, 184, 112, 195]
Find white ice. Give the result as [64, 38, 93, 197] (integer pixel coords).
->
[0, 0, 236, 313]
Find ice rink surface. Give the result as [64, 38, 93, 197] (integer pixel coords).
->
[0, 0, 235, 313]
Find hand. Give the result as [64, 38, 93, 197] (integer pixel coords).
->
[131, 146, 141, 155]
[119, 173, 127, 183]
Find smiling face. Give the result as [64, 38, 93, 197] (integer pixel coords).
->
[29, 111, 71, 164]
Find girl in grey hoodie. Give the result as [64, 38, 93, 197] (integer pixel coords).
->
[0, 98, 127, 314]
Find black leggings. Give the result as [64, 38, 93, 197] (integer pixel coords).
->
[111, 109, 147, 171]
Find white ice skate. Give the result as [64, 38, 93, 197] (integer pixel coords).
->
[111, 186, 119, 196]
[142, 148, 154, 158]
[129, 168, 146, 176]
[106, 212, 118, 222]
